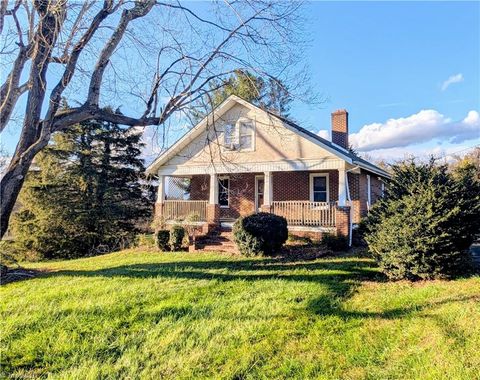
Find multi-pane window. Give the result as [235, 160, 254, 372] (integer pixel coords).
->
[239, 121, 254, 150]
[223, 120, 254, 150]
[224, 123, 235, 146]
[218, 178, 230, 207]
[311, 175, 328, 202]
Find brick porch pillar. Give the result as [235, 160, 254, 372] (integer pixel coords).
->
[206, 204, 220, 224]
[335, 205, 350, 238]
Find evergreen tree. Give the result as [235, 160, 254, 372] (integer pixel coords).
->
[11, 120, 151, 259]
[363, 159, 479, 280]
[191, 70, 292, 122]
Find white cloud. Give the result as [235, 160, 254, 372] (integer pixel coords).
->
[350, 109, 480, 152]
[441, 73, 464, 91]
[317, 129, 330, 140]
[361, 143, 479, 163]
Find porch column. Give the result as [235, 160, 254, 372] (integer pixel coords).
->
[155, 174, 166, 220]
[209, 173, 218, 204]
[261, 171, 273, 213]
[207, 173, 220, 225]
[338, 168, 347, 206]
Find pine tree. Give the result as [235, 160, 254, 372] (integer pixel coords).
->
[11, 119, 151, 259]
[191, 70, 292, 122]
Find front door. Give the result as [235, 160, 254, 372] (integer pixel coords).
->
[255, 176, 264, 212]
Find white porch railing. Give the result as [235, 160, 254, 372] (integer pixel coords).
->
[163, 200, 208, 221]
[271, 201, 336, 227]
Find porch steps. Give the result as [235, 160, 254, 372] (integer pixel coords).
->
[195, 227, 237, 253]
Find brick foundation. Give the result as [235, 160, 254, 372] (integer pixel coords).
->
[335, 206, 350, 238]
[206, 204, 220, 224]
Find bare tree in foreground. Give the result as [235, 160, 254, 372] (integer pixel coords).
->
[0, 0, 306, 238]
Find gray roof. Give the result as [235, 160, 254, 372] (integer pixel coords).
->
[272, 113, 391, 178]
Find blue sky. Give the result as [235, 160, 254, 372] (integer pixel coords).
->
[1, 1, 479, 163]
[293, 1, 479, 160]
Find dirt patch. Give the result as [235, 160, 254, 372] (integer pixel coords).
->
[280, 244, 332, 261]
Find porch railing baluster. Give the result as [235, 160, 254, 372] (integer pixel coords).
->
[163, 200, 208, 221]
[271, 201, 336, 227]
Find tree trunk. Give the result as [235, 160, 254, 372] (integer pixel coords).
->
[0, 154, 36, 238]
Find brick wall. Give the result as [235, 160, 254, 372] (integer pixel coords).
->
[331, 110, 349, 149]
[348, 171, 385, 223]
[189, 170, 384, 224]
[190, 175, 209, 200]
[371, 176, 383, 203]
[272, 170, 338, 203]
[219, 173, 257, 219]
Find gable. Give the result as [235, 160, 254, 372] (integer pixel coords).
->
[146, 95, 390, 178]
[158, 102, 342, 169]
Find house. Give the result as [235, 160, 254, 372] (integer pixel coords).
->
[146, 95, 389, 242]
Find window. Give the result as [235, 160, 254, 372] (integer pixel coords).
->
[222, 119, 254, 151]
[224, 123, 236, 147]
[218, 177, 230, 207]
[310, 174, 329, 202]
[239, 121, 254, 150]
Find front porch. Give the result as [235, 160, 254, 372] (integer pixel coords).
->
[155, 169, 354, 240]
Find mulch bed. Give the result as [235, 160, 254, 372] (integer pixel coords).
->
[279, 244, 333, 261]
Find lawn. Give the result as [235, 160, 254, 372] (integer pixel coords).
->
[1, 250, 479, 380]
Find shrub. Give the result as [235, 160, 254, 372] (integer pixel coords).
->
[136, 233, 156, 249]
[321, 233, 349, 252]
[156, 230, 170, 251]
[363, 159, 479, 280]
[233, 213, 288, 256]
[169, 225, 185, 251]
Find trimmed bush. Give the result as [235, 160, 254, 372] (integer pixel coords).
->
[169, 225, 185, 251]
[233, 213, 288, 256]
[321, 233, 349, 252]
[364, 159, 479, 280]
[156, 230, 170, 251]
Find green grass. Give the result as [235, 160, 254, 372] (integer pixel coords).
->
[1, 250, 479, 379]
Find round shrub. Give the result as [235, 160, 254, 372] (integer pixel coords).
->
[169, 225, 185, 251]
[233, 213, 288, 256]
[156, 230, 170, 251]
[364, 160, 479, 280]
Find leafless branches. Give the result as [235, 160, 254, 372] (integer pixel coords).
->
[0, 0, 307, 238]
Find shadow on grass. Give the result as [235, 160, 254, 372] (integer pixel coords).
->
[46, 257, 382, 284]
[13, 255, 478, 328]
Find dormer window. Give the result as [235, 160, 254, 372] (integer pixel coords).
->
[223, 118, 255, 151]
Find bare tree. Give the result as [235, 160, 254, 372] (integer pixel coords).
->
[0, 0, 306, 238]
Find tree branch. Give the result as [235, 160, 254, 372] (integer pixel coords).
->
[86, 0, 155, 107]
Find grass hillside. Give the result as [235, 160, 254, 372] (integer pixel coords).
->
[1, 250, 479, 379]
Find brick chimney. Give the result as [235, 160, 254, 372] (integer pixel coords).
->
[331, 109, 349, 149]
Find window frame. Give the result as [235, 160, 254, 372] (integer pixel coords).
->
[254, 175, 265, 212]
[309, 173, 330, 203]
[222, 118, 255, 152]
[218, 176, 230, 208]
[237, 118, 255, 151]
[223, 123, 236, 147]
